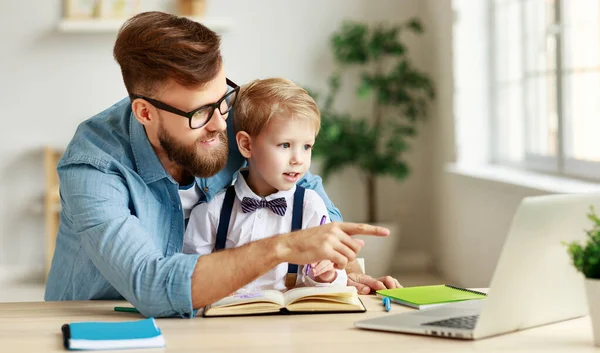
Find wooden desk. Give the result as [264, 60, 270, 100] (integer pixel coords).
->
[0, 296, 596, 352]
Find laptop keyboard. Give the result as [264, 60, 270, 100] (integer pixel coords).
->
[422, 315, 479, 330]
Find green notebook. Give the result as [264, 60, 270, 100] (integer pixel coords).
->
[376, 285, 487, 310]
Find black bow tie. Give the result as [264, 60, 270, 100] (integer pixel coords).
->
[240, 197, 287, 216]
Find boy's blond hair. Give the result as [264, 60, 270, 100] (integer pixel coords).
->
[233, 78, 321, 137]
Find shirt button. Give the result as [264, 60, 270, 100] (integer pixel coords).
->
[203, 187, 209, 192]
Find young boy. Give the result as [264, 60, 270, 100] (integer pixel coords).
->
[183, 78, 347, 292]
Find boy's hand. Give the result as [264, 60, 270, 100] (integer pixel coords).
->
[310, 260, 337, 283]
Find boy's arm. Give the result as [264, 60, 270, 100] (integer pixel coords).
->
[296, 191, 348, 287]
[299, 264, 348, 287]
[297, 170, 342, 222]
[189, 219, 389, 308]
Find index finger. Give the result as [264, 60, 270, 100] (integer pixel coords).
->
[335, 222, 390, 237]
[358, 276, 387, 292]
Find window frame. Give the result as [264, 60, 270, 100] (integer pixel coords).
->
[490, 0, 600, 182]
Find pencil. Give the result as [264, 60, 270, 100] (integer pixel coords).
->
[306, 215, 328, 275]
[114, 306, 139, 313]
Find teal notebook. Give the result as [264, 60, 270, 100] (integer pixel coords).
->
[61, 317, 165, 350]
[376, 284, 487, 310]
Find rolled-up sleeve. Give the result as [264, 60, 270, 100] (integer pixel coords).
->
[61, 163, 199, 318]
[298, 170, 342, 222]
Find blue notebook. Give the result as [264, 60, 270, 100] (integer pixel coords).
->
[61, 317, 165, 350]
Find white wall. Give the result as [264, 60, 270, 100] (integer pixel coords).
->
[0, 0, 436, 273]
[424, 0, 560, 287]
[437, 173, 552, 287]
[2, 0, 563, 289]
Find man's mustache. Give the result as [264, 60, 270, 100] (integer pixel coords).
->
[197, 131, 226, 143]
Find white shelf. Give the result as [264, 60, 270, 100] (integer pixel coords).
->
[57, 16, 233, 34]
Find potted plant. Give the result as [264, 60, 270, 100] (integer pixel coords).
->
[565, 206, 600, 346]
[309, 19, 435, 276]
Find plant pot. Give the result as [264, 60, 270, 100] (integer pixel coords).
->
[353, 222, 401, 278]
[586, 278, 600, 346]
[178, 0, 206, 16]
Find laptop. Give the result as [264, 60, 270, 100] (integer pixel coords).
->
[355, 193, 595, 340]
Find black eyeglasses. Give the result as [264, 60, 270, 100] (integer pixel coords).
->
[130, 78, 240, 129]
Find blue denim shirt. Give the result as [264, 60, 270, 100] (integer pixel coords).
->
[44, 98, 342, 318]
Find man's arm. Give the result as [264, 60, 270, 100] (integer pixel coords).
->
[182, 196, 282, 307]
[60, 164, 199, 318]
[298, 170, 342, 222]
[190, 236, 281, 308]
[190, 222, 389, 308]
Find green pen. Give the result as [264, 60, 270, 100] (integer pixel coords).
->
[114, 306, 139, 313]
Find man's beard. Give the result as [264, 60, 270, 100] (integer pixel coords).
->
[158, 123, 228, 178]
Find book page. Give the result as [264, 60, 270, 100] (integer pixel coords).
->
[209, 290, 285, 309]
[283, 286, 359, 306]
[203, 290, 287, 317]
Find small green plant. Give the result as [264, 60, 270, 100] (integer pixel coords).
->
[309, 18, 435, 223]
[564, 206, 600, 279]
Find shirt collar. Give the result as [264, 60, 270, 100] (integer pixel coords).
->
[234, 168, 296, 202]
[129, 110, 173, 184]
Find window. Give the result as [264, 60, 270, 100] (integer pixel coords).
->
[492, 0, 600, 180]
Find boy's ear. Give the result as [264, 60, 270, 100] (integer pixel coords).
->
[236, 131, 252, 159]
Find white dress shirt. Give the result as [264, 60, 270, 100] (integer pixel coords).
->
[178, 183, 202, 220]
[182, 171, 347, 292]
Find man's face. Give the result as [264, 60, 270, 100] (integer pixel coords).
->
[153, 69, 229, 178]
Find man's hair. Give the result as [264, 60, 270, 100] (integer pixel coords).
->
[113, 11, 222, 96]
[233, 78, 321, 137]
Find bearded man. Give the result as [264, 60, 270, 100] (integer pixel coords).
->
[45, 11, 399, 318]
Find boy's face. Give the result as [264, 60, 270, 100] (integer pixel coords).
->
[246, 116, 316, 196]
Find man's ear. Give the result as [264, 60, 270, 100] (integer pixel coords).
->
[131, 98, 154, 126]
[236, 131, 252, 159]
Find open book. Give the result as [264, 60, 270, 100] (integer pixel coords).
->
[203, 286, 366, 317]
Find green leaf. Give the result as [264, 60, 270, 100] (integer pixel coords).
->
[564, 205, 600, 278]
[406, 18, 424, 34]
[331, 22, 369, 64]
[328, 74, 341, 91]
[357, 82, 372, 98]
[385, 42, 406, 56]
